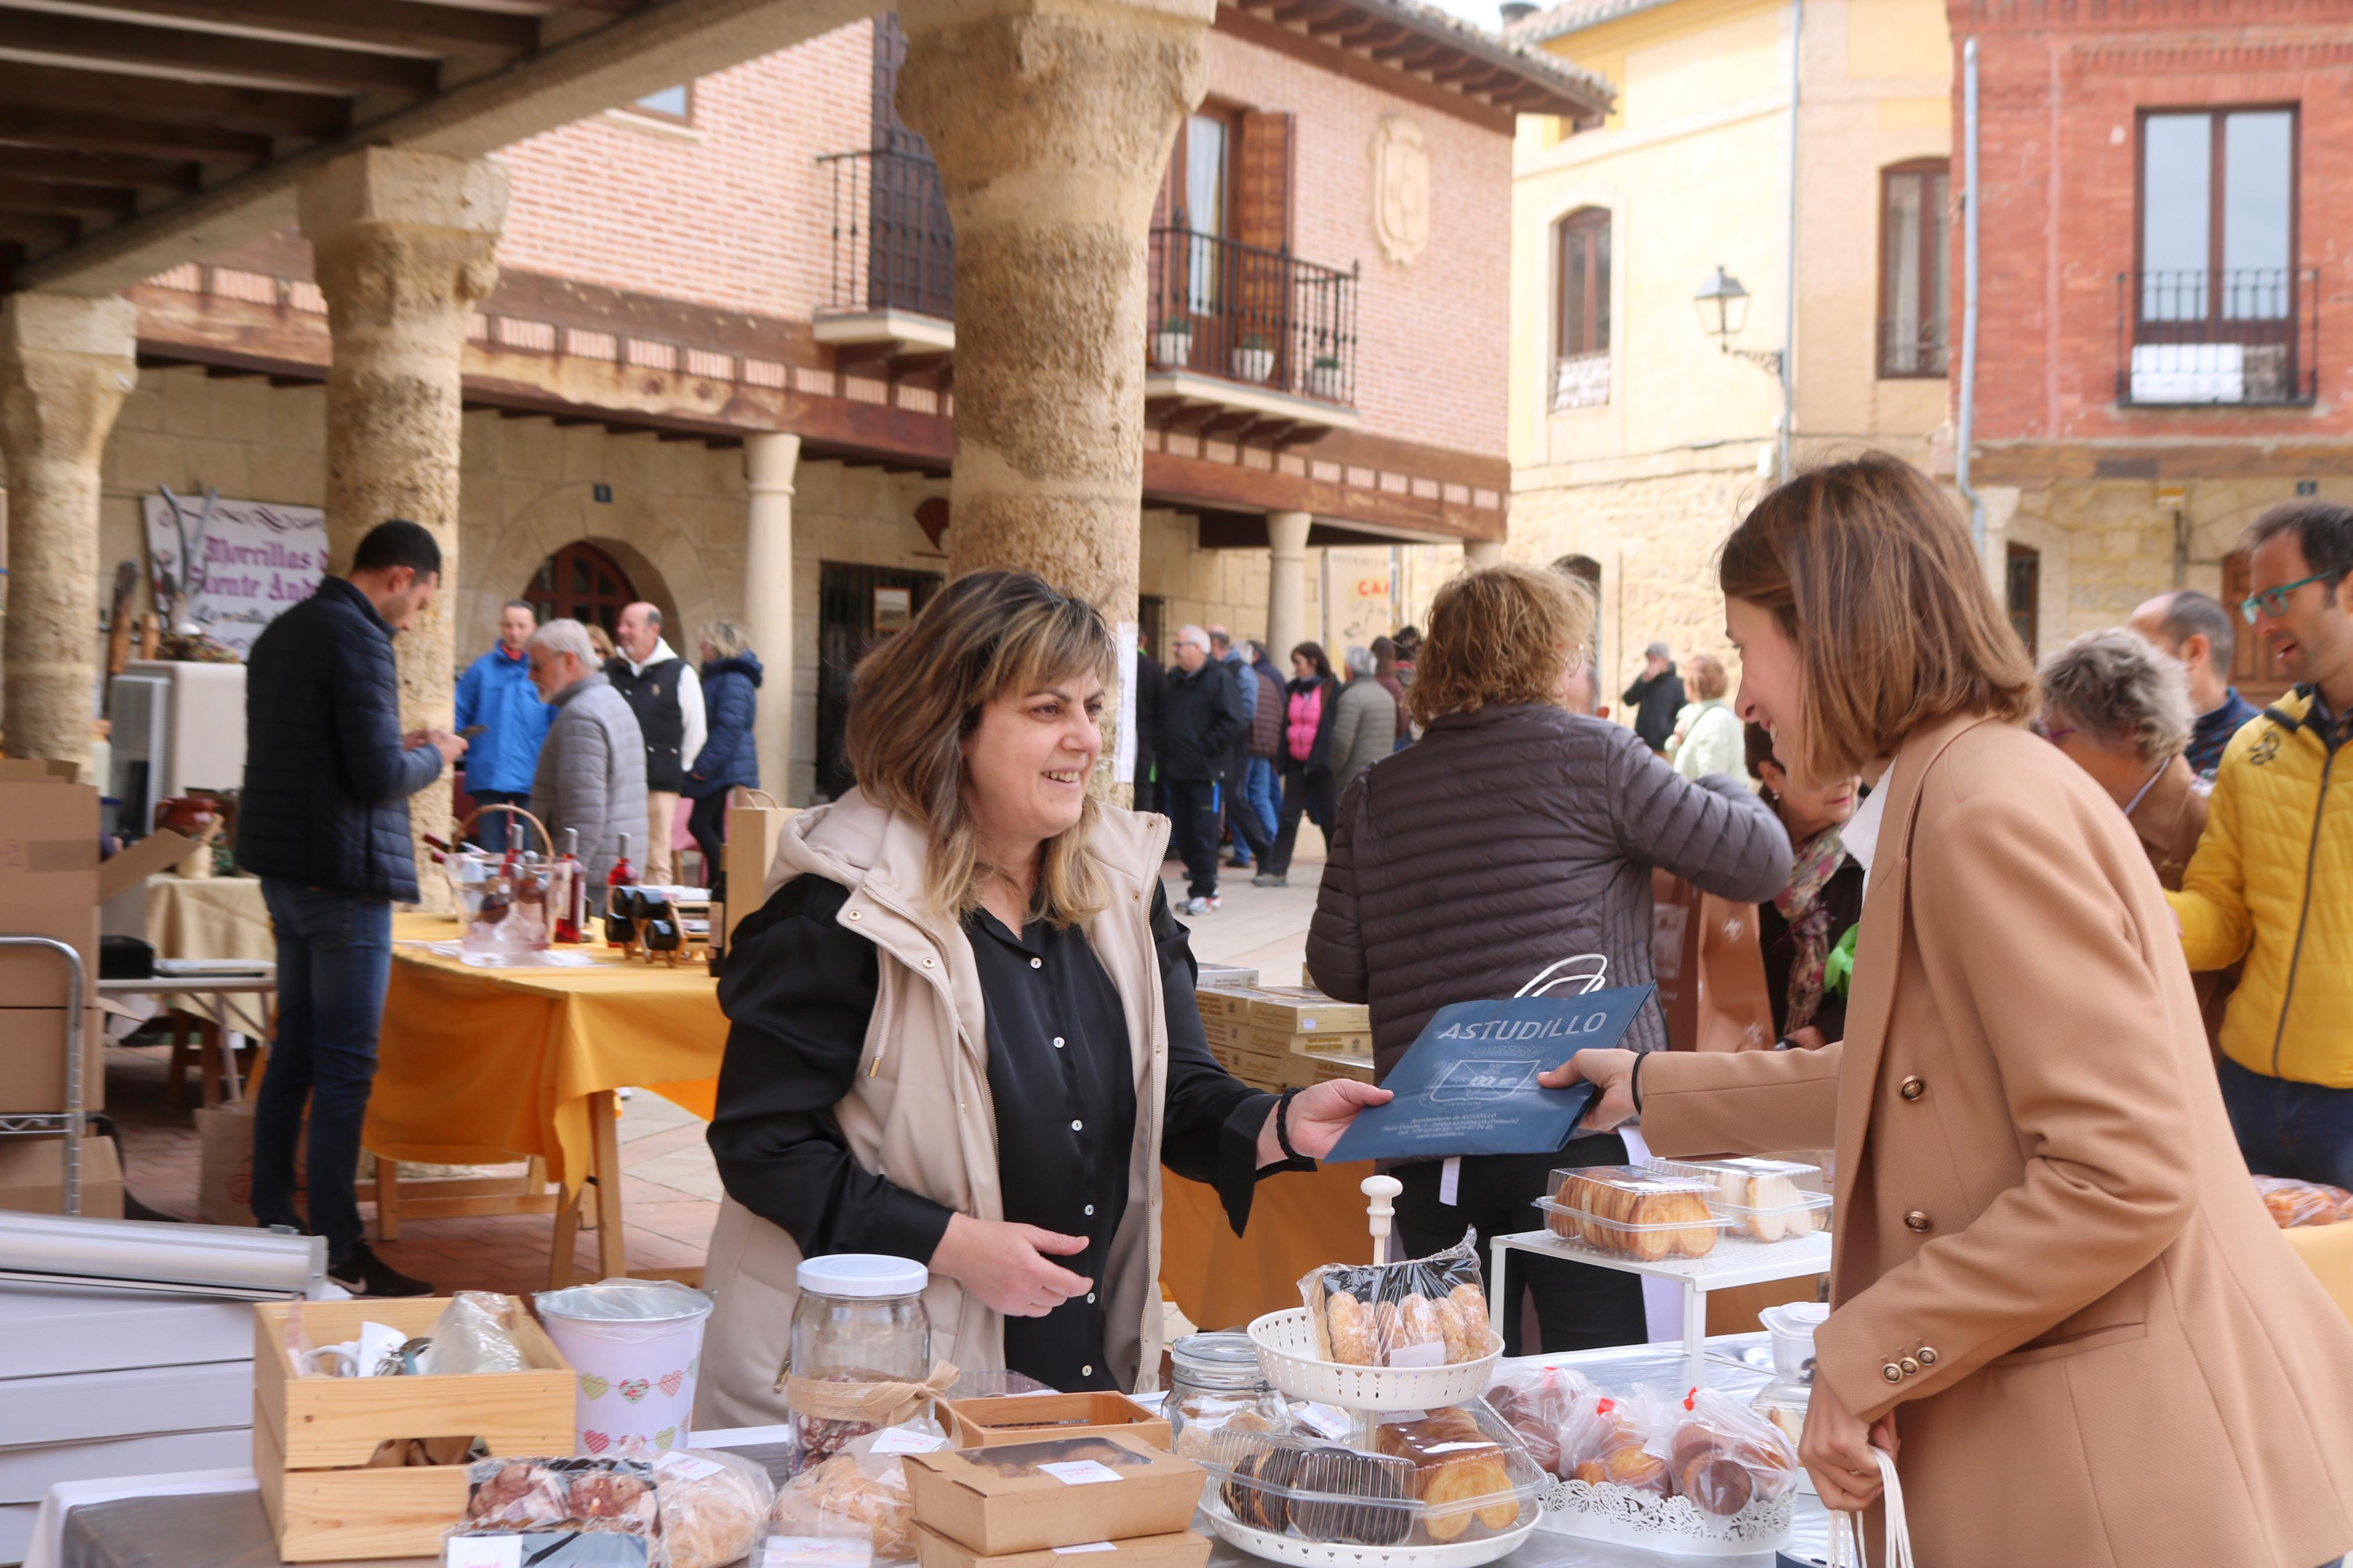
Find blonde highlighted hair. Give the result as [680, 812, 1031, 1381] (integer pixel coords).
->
[1717, 453, 2035, 783]
[1409, 563, 1594, 727]
[845, 571, 1119, 927]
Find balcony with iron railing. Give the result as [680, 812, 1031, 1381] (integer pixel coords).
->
[1141, 221, 1360, 437]
[2116, 268, 2319, 408]
[814, 148, 956, 356]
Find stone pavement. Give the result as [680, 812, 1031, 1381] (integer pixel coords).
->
[109, 855, 1326, 1299]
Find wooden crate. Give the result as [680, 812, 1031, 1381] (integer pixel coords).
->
[252, 1296, 574, 1561]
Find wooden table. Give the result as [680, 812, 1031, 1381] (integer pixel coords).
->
[97, 973, 277, 1109]
[367, 916, 725, 1286]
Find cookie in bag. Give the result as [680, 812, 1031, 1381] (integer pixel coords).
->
[1297, 1231, 1493, 1368]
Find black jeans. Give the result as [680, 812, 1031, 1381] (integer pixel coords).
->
[1163, 776, 1223, 899]
[254, 880, 394, 1264]
[1266, 758, 1337, 876]
[687, 790, 728, 883]
[1393, 1139, 1648, 1356]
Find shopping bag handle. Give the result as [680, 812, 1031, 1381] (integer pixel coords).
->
[1516, 953, 1609, 998]
[1825, 1446, 1912, 1568]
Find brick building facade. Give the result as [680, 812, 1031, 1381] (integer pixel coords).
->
[96, 6, 1606, 805]
[1954, 0, 2353, 685]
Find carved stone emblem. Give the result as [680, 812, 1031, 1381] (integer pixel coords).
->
[1371, 114, 1431, 266]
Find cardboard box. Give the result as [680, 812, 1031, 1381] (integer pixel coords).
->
[913, 1523, 1211, 1568]
[1241, 985, 1369, 1034]
[1208, 1045, 1286, 1091]
[0, 1135, 123, 1217]
[1279, 1051, 1377, 1090]
[0, 779, 102, 1010]
[945, 1392, 1170, 1452]
[1193, 986, 1253, 1023]
[904, 1434, 1203, 1556]
[1285, 1030, 1372, 1057]
[0, 1005, 105, 1115]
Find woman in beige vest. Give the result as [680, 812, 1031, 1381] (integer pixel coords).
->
[696, 571, 1387, 1425]
[1555, 456, 2353, 1568]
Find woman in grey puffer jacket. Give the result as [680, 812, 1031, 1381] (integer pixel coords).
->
[1307, 564, 1790, 1354]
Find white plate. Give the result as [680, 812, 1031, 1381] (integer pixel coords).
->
[1201, 1494, 1536, 1568]
[1247, 1310, 1499, 1411]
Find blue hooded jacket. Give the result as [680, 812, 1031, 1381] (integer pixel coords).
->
[455, 641, 555, 795]
[686, 652, 763, 798]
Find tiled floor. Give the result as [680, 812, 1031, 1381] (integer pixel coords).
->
[109, 856, 1325, 1300]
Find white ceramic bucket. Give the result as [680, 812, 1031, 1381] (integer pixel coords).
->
[536, 1278, 714, 1457]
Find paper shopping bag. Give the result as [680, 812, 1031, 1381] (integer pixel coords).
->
[723, 788, 798, 946]
[1651, 869, 1776, 1051]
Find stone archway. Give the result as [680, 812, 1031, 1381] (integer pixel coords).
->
[459, 475, 721, 660]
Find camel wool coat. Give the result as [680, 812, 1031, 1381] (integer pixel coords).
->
[1639, 713, 2353, 1568]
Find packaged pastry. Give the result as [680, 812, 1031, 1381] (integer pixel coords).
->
[1558, 1394, 1666, 1495]
[1481, 1360, 1600, 1477]
[1538, 1166, 1726, 1260]
[450, 1458, 667, 1566]
[1296, 1230, 1495, 1367]
[650, 1449, 775, 1568]
[1644, 1156, 1831, 1242]
[1626, 1384, 1800, 1517]
[771, 1421, 947, 1563]
[1371, 1407, 1527, 1542]
[2252, 1174, 2353, 1229]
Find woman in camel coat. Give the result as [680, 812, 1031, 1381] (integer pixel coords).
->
[1558, 455, 2353, 1568]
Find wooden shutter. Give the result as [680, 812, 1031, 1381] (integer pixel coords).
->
[1234, 111, 1293, 253]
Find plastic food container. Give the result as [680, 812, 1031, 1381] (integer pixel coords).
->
[1536, 1167, 1728, 1261]
[787, 1254, 933, 1473]
[1757, 1300, 1829, 1385]
[1644, 1157, 1832, 1242]
[1168, 1331, 1290, 1460]
[1195, 1402, 1543, 1551]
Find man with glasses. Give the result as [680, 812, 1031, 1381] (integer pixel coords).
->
[2170, 499, 2353, 1188]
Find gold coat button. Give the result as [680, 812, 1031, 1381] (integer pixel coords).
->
[1899, 1075, 1926, 1101]
[1904, 1210, 1932, 1232]
[1899, 1356, 1920, 1377]
[1881, 1363, 1904, 1384]
[1917, 1345, 1939, 1367]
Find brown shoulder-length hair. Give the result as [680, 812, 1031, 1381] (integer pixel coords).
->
[1718, 453, 2035, 783]
[845, 571, 1118, 928]
[1409, 563, 1594, 727]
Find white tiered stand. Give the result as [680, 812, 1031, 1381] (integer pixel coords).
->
[1485, 1227, 1830, 1388]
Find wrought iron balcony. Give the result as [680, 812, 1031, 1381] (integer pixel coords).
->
[815, 148, 956, 354]
[2116, 268, 2318, 407]
[1144, 223, 1361, 437]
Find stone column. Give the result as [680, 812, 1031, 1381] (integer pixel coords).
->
[898, 0, 1211, 792]
[743, 432, 799, 806]
[1463, 540, 1505, 570]
[0, 294, 137, 781]
[1265, 510, 1310, 666]
[299, 148, 508, 894]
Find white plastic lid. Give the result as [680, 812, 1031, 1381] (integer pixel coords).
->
[797, 1253, 929, 1299]
[1759, 1301, 1830, 1335]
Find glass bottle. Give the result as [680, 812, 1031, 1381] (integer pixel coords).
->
[605, 831, 636, 937]
[554, 828, 585, 944]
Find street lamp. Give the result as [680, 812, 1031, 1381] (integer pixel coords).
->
[1694, 264, 1780, 376]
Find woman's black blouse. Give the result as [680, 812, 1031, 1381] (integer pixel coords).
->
[709, 874, 1307, 1391]
[1755, 853, 1866, 1040]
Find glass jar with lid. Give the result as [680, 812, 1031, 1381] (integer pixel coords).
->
[786, 1254, 932, 1472]
[1167, 1331, 1289, 1459]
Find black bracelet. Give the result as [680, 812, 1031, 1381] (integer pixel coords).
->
[1275, 1089, 1304, 1162]
[1630, 1052, 1646, 1115]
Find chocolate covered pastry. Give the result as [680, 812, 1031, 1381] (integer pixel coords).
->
[1288, 1446, 1412, 1546]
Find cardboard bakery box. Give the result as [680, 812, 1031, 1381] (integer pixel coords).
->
[945, 1392, 1171, 1452]
[1241, 986, 1369, 1035]
[1282, 1028, 1372, 1057]
[1193, 986, 1253, 1023]
[912, 1523, 1211, 1568]
[904, 1434, 1202, 1556]
[1279, 1051, 1376, 1090]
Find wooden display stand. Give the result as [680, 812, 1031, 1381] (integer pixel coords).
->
[250, 1295, 574, 1561]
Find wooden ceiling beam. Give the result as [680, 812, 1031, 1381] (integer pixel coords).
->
[0, 60, 351, 139]
[0, 105, 268, 163]
[0, 177, 139, 221]
[0, 212, 79, 250]
[0, 9, 439, 98]
[87, 0, 541, 58]
[0, 147, 201, 194]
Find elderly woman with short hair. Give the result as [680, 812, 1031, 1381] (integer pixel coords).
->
[684, 618, 763, 883]
[697, 571, 1387, 1421]
[1305, 563, 1790, 1353]
[2036, 628, 2203, 888]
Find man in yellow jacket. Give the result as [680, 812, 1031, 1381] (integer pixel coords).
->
[2171, 499, 2353, 1187]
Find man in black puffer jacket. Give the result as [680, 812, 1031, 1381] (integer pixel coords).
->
[238, 518, 464, 1298]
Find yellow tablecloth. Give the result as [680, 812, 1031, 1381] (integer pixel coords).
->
[367, 915, 723, 1189]
[143, 873, 274, 1033]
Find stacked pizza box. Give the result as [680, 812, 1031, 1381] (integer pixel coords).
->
[1194, 984, 1374, 1093]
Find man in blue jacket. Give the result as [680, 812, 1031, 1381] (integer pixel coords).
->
[455, 600, 553, 849]
[237, 519, 464, 1297]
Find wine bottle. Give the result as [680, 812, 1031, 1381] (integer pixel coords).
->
[555, 828, 585, 944]
[605, 831, 636, 941]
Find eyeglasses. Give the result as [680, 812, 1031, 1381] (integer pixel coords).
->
[2241, 572, 2341, 625]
